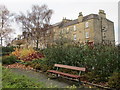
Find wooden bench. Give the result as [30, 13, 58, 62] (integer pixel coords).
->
[47, 64, 86, 84]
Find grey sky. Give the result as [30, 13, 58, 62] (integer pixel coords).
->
[0, 0, 119, 44]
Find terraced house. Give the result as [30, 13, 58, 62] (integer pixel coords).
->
[52, 10, 115, 46]
[11, 10, 115, 48]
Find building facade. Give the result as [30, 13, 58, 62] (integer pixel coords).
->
[51, 10, 115, 46]
[11, 10, 115, 48]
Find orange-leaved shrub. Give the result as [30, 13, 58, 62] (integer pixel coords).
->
[12, 48, 44, 61]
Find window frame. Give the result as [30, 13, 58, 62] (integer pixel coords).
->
[74, 25, 76, 31]
[85, 32, 89, 38]
[66, 28, 69, 33]
[85, 22, 89, 28]
[74, 34, 77, 40]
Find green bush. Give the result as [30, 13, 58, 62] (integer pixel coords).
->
[42, 46, 84, 66]
[2, 46, 15, 52]
[108, 72, 120, 89]
[1, 46, 15, 56]
[26, 58, 52, 72]
[2, 55, 17, 65]
[41, 44, 119, 83]
[2, 68, 45, 88]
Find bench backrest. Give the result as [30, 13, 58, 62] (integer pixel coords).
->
[54, 64, 86, 71]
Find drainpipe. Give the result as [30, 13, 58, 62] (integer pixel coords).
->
[101, 17, 103, 44]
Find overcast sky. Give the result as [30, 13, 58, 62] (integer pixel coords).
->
[0, 0, 119, 44]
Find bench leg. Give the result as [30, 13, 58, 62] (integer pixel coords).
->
[78, 78, 82, 86]
[56, 74, 61, 78]
[56, 74, 59, 77]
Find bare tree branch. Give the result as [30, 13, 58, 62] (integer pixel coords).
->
[15, 4, 53, 49]
[0, 5, 14, 46]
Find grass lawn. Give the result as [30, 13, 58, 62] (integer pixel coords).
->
[2, 67, 47, 88]
[0, 56, 2, 66]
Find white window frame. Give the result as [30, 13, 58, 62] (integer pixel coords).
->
[85, 32, 89, 38]
[67, 28, 69, 33]
[74, 34, 77, 40]
[85, 22, 89, 28]
[74, 25, 76, 31]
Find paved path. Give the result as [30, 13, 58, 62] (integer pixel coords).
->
[10, 68, 79, 88]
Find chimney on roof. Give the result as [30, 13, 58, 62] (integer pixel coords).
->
[99, 10, 106, 19]
[62, 17, 71, 23]
[78, 12, 83, 22]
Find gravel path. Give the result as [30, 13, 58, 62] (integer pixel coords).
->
[10, 68, 79, 88]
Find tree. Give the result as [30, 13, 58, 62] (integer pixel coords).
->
[0, 5, 14, 46]
[15, 4, 53, 49]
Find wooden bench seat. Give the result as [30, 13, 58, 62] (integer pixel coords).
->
[47, 64, 86, 85]
[47, 70, 81, 78]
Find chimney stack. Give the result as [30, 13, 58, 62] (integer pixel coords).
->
[78, 12, 83, 22]
[99, 10, 106, 19]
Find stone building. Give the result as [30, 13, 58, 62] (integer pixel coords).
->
[10, 10, 115, 48]
[51, 10, 115, 46]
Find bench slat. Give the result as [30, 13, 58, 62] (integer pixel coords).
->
[47, 70, 81, 78]
[54, 64, 86, 71]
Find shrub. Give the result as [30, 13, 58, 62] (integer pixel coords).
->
[1, 46, 15, 56]
[12, 48, 35, 58]
[26, 58, 52, 72]
[42, 46, 84, 66]
[42, 44, 119, 83]
[12, 48, 44, 62]
[108, 72, 120, 89]
[2, 46, 15, 52]
[2, 55, 17, 65]
[22, 52, 44, 62]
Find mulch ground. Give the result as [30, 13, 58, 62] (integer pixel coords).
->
[4, 63, 34, 70]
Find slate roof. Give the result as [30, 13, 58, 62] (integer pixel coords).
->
[83, 14, 99, 21]
[61, 19, 78, 27]
[52, 14, 99, 28]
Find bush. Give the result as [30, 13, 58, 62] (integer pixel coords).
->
[2, 55, 17, 65]
[0, 46, 15, 56]
[42, 44, 119, 83]
[22, 52, 44, 62]
[2, 46, 15, 52]
[12, 48, 35, 58]
[108, 72, 120, 89]
[42, 46, 84, 66]
[12, 48, 44, 62]
[25, 58, 52, 72]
